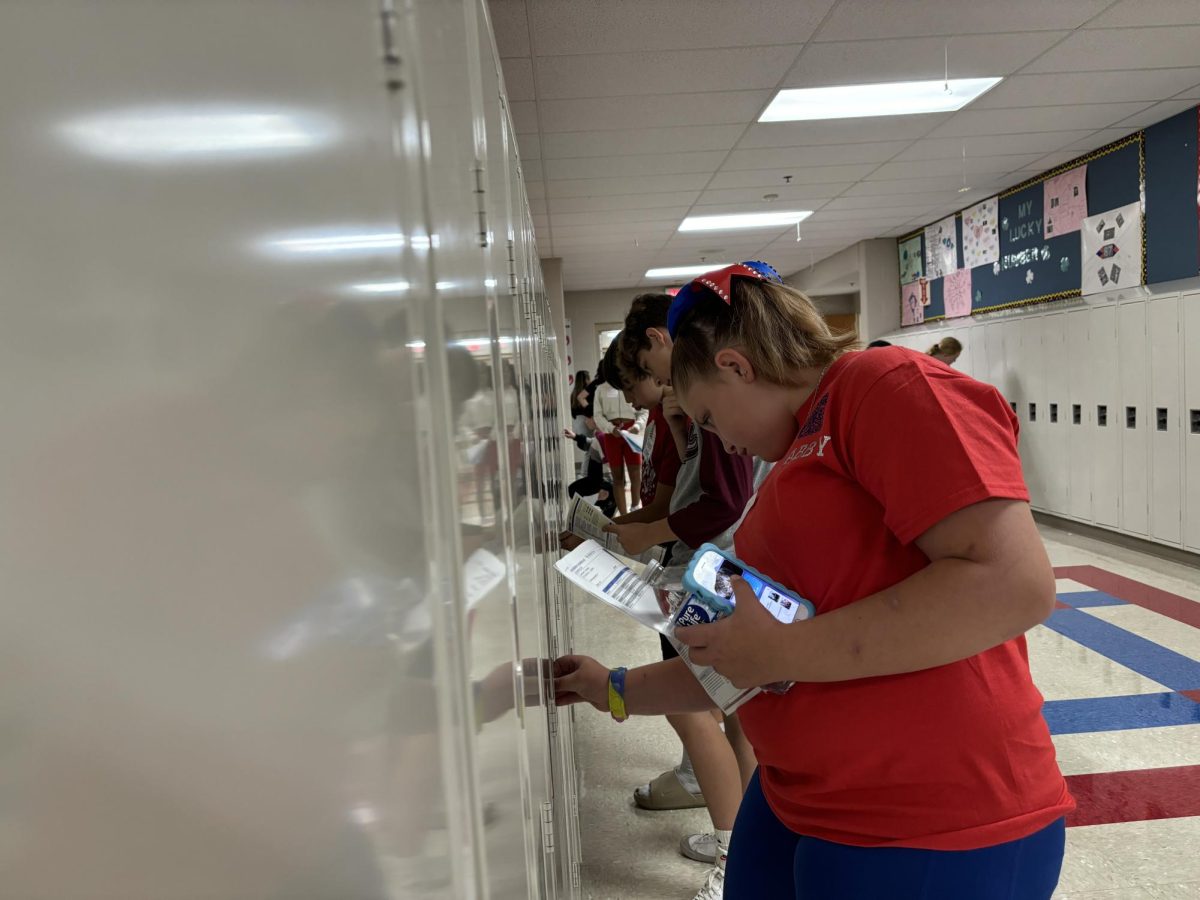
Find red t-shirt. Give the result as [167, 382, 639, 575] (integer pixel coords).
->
[734, 347, 1073, 850]
[640, 404, 681, 507]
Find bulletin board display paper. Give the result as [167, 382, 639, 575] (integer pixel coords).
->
[1081, 201, 1143, 295]
[961, 197, 999, 269]
[924, 215, 958, 279]
[1043, 165, 1088, 238]
[898, 233, 924, 284]
[900, 279, 925, 326]
[942, 268, 972, 319]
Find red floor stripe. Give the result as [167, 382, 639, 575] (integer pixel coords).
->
[1182, 689, 1200, 704]
[1054, 565, 1200, 630]
[1066, 764, 1200, 827]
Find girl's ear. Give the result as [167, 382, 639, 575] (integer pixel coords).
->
[647, 327, 669, 348]
[713, 348, 756, 383]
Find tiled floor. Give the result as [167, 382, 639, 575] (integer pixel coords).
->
[569, 523, 1200, 899]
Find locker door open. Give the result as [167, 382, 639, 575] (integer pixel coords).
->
[1090, 304, 1122, 528]
[1149, 296, 1183, 545]
[1065, 309, 1092, 521]
[1118, 302, 1150, 535]
[1183, 292, 1200, 552]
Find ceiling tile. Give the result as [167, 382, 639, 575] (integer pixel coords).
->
[548, 191, 701, 212]
[845, 176, 993, 197]
[721, 141, 911, 171]
[1087, 0, 1200, 28]
[895, 131, 1101, 161]
[707, 164, 878, 189]
[679, 201, 822, 216]
[522, 159, 544, 180]
[1112, 98, 1200, 129]
[488, 0, 531, 57]
[546, 173, 713, 197]
[510, 100, 539, 134]
[536, 90, 772, 132]
[972, 68, 1200, 109]
[695, 183, 853, 206]
[820, 194, 953, 212]
[868, 156, 1038, 181]
[524, 0, 834, 54]
[807, 209, 914, 225]
[924, 102, 1151, 138]
[516, 133, 541, 159]
[544, 150, 726, 180]
[813, 0, 1108, 40]
[534, 45, 801, 100]
[541, 124, 745, 158]
[784, 32, 1066, 88]
[737, 115, 950, 149]
[499, 57, 536, 101]
[1022, 26, 1200, 73]
[548, 207, 693, 227]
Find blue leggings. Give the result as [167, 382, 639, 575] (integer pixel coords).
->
[725, 771, 1065, 900]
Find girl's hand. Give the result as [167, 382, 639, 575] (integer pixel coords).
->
[562, 428, 577, 440]
[552, 655, 610, 711]
[661, 387, 686, 425]
[602, 522, 655, 556]
[673, 577, 792, 689]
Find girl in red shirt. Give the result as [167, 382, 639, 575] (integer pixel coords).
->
[554, 263, 1072, 899]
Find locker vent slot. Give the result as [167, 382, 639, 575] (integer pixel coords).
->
[1010, 401, 1017, 414]
[1072, 404, 1082, 425]
[1126, 406, 1137, 429]
[1192, 409, 1200, 434]
[1097, 405, 1108, 427]
[1028, 403, 1037, 422]
[1050, 403, 1059, 423]
[1156, 408, 1168, 432]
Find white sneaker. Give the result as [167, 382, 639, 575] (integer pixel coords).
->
[691, 865, 725, 900]
[679, 831, 717, 864]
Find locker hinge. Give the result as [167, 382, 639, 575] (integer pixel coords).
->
[506, 239, 518, 294]
[378, 1, 403, 92]
[547, 701, 558, 737]
[473, 164, 489, 248]
[572, 861, 581, 889]
[540, 801, 555, 854]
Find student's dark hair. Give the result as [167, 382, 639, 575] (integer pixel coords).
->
[601, 336, 626, 391]
[671, 279, 858, 392]
[867, 339, 892, 348]
[618, 293, 672, 379]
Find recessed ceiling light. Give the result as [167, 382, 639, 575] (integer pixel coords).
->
[645, 263, 731, 279]
[759, 78, 1002, 122]
[352, 280, 411, 294]
[59, 106, 338, 162]
[678, 211, 811, 232]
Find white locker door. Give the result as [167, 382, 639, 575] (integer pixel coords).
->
[1091, 304, 1121, 528]
[1041, 313, 1069, 515]
[969, 324, 987, 384]
[1149, 296, 1183, 545]
[1065, 309, 1092, 521]
[1119, 302, 1150, 536]
[1183, 293, 1200, 552]
[985, 319, 1005, 393]
[951, 326, 972, 378]
[1020, 317, 1045, 509]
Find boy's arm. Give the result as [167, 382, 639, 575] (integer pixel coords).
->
[610, 481, 676, 526]
[667, 430, 753, 548]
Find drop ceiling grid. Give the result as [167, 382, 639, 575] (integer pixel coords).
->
[490, 0, 1200, 289]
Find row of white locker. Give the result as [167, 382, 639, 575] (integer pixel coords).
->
[882, 288, 1200, 554]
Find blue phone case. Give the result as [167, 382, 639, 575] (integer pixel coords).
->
[675, 542, 815, 626]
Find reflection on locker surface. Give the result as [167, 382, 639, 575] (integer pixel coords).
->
[0, 1, 580, 898]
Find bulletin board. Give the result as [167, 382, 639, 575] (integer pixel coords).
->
[898, 132, 1146, 324]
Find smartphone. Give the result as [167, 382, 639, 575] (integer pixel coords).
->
[674, 543, 814, 628]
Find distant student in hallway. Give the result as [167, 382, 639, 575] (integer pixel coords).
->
[555, 263, 1071, 900]
[593, 345, 647, 514]
[928, 335, 963, 366]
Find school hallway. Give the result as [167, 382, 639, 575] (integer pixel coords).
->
[569, 521, 1200, 900]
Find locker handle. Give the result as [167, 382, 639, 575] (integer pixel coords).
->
[1156, 408, 1168, 432]
[1010, 401, 1018, 414]
[1126, 407, 1137, 429]
[1028, 402, 1037, 422]
[1097, 405, 1108, 427]
[1050, 403, 1059, 424]
[1192, 410, 1200, 435]
[1072, 404, 1082, 425]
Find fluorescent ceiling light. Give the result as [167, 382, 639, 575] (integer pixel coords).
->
[759, 78, 1003, 122]
[59, 106, 338, 162]
[679, 210, 811, 232]
[645, 264, 730, 279]
[352, 280, 410, 294]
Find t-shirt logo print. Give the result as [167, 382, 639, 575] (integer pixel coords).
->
[785, 393, 832, 464]
[797, 393, 829, 438]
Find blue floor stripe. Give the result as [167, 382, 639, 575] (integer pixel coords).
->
[1043, 692, 1200, 735]
[1043, 607, 1200, 692]
[1056, 590, 1126, 608]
